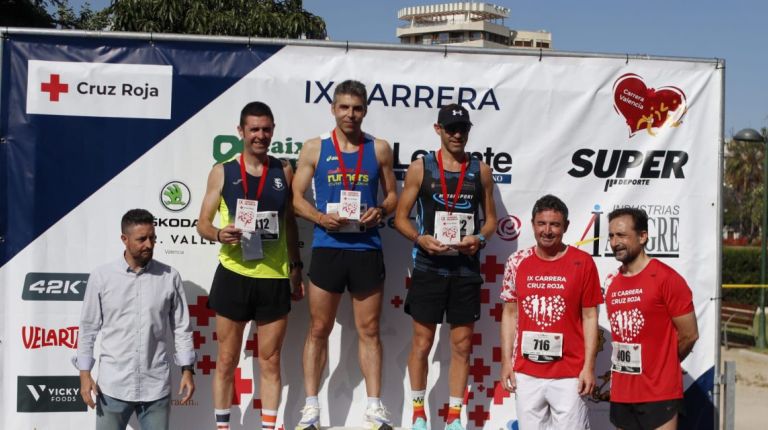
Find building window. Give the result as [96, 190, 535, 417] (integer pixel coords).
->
[536, 41, 550, 48]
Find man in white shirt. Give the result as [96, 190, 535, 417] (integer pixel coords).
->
[75, 208, 196, 430]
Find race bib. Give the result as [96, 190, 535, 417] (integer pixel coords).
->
[434, 211, 474, 255]
[326, 202, 368, 233]
[234, 199, 258, 232]
[338, 190, 362, 220]
[254, 211, 279, 241]
[521, 331, 563, 363]
[240, 231, 263, 261]
[435, 212, 461, 246]
[611, 342, 642, 374]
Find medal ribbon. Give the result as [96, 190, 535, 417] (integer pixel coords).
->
[331, 129, 365, 190]
[239, 152, 270, 201]
[437, 149, 468, 214]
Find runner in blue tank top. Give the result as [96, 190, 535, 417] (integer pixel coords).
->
[292, 80, 398, 430]
[394, 104, 498, 430]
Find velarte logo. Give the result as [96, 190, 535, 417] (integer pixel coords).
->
[17, 376, 86, 412]
[22, 326, 79, 349]
[26, 60, 172, 119]
[22, 273, 88, 301]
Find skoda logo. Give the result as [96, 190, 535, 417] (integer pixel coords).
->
[160, 181, 191, 212]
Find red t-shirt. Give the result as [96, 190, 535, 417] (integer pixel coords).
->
[500, 246, 604, 378]
[604, 258, 694, 403]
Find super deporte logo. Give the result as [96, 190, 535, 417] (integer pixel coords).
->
[17, 376, 86, 413]
[22, 273, 88, 301]
[567, 73, 690, 192]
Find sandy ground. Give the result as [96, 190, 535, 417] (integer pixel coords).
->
[720, 347, 768, 429]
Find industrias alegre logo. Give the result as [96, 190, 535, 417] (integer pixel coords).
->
[161, 181, 191, 212]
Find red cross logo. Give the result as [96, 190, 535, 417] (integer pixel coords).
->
[391, 295, 404, 308]
[244, 332, 259, 357]
[232, 367, 253, 405]
[489, 303, 504, 322]
[197, 354, 216, 375]
[467, 404, 490, 426]
[480, 255, 505, 283]
[469, 357, 491, 383]
[189, 295, 216, 327]
[40, 74, 68, 102]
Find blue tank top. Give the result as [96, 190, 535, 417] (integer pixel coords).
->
[312, 132, 381, 250]
[413, 152, 483, 277]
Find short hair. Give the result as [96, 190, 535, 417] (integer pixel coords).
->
[121, 209, 154, 234]
[333, 80, 368, 105]
[239, 101, 274, 126]
[531, 194, 569, 221]
[608, 207, 649, 233]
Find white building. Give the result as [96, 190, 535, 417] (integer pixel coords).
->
[396, 2, 552, 49]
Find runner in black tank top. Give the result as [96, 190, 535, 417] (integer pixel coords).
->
[394, 104, 498, 430]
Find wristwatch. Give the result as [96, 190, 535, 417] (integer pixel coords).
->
[476, 233, 487, 249]
[290, 261, 304, 270]
[181, 365, 195, 375]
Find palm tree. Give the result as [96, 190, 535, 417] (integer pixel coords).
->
[725, 128, 768, 241]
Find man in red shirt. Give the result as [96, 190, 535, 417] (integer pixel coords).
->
[500, 195, 603, 429]
[605, 207, 698, 430]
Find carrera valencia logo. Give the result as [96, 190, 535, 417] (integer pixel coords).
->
[613, 73, 687, 137]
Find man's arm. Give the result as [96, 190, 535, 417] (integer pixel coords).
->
[456, 161, 497, 255]
[169, 271, 196, 403]
[283, 160, 305, 300]
[500, 302, 518, 392]
[672, 311, 699, 361]
[360, 139, 398, 227]
[292, 138, 346, 231]
[76, 271, 103, 408]
[196, 164, 240, 244]
[578, 306, 598, 396]
[393, 158, 448, 254]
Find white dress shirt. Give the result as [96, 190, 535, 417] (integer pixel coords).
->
[75, 257, 196, 402]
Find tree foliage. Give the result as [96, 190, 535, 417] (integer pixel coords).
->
[0, 0, 108, 30]
[110, 0, 327, 39]
[725, 128, 768, 241]
[2, 0, 327, 38]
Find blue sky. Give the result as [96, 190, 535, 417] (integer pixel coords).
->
[72, 0, 767, 137]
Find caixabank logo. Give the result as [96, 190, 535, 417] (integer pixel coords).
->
[568, 74, 689, 192]
[22, 273, 88, 301]
[26, 60, 172, 119]
[575, 203, 680, 258]
[17, 376, 86, 412]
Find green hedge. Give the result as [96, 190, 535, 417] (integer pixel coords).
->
[722, 246, 763, 304]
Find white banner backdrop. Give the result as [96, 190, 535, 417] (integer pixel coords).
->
[1, 37, 721, 429]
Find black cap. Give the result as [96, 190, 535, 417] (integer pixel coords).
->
[437, 104, 472, 127]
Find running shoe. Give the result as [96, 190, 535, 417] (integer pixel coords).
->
[363, 404, 393, 430]
[295, 405, 320, 430]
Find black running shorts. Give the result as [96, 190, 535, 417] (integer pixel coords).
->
[609, 399, 684, 430]
[405, 269, 483, 324]
[207, 264, 290, 322]
[308, 248, 386, 294]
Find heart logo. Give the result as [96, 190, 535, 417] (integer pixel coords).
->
[521, 294, 566, 329]
[613, 73, 687, 137]
[609, 308, 645, 342]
